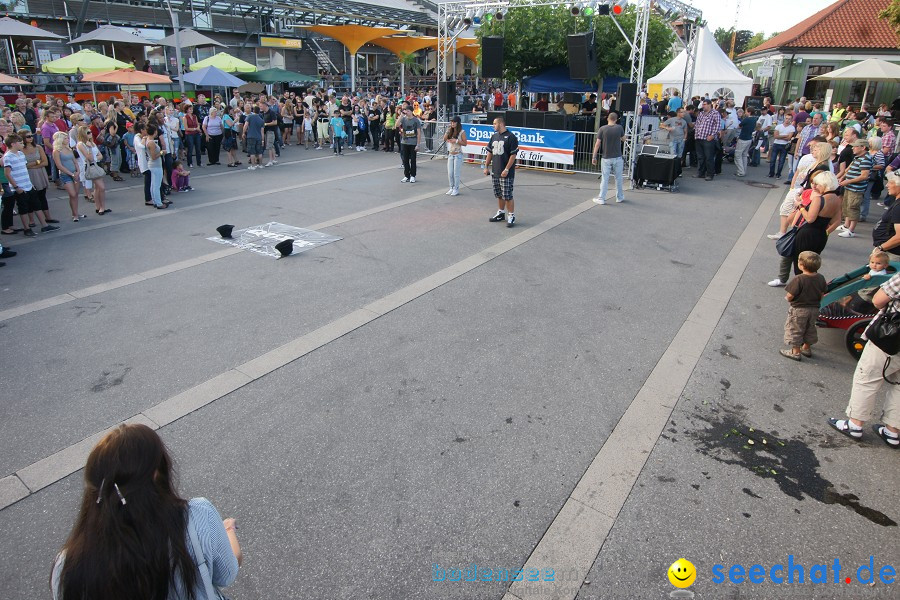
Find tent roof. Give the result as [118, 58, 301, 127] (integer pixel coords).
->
[0, 17, 64, 39]
[41, 49, 133, 74]
[189, 52, 256, 73]
[241, 68, 318, 83]
[298, 24, 402, 55]
[178, 66, 246, 87]
[157, 28, 226, 49]
[69, 25, 156, 46]
[811, 58, 900, 81]
[648, 26, 752, 87]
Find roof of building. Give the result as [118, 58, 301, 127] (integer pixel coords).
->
[739, 0, 899, 57]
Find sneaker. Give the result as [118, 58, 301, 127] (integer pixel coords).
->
[593, 197, 606, 205]
[265, 161, 274, 167]
[766, 232, 784, 240]
[837, 230, 856, 238]
[450, 189, 459, 196]
[489, 211, 506, 222]
[40, 225, 60, 233]
[767, 278, 786, 287]
[835, 224, 847, 232]
[506, 214, 515, 228]
[272, 160, 278, 165]
[0, 249, 16, 258]
[616, 198, 625, 203]
[409, 177, 416, 183]
[23, 228, 36, 237]
[248, 165, 256, 170]
[401, 177, 409, 183]
[445, 189, 454, 195]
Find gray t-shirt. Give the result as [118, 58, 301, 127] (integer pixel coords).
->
[597, 124, 625, 159]
[662, 117, 686, 141]
[399, 116, 420, 145]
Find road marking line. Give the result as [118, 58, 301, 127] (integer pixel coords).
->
[504, 184, 783, 600]
[2, 197, 596, 510]
[0, 181, 479, 323]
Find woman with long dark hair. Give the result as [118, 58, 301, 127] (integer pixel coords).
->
[51, 423, 241, 600]
[443, 115, 467, 196]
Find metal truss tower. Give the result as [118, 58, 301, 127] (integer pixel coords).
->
[623, 0, 650, 183]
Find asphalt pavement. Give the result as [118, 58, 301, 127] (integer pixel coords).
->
[0, 145, 896, 600]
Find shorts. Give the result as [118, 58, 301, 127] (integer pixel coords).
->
[492, 173, 515, 201]
[281, 121, 294, 132]
[842, 189, 863, 221]
[264, 130, 276, 147]
[14, 188, 36, 214]
[59, 173, 75, 185]
[247, 138, 263, 156]
[784, 306, 818, 347]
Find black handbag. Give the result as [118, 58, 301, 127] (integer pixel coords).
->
[867, 307, 900, 356]
[775, 226, 798, 257]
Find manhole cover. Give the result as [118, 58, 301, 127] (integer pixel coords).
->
[746, 181, 778, 189]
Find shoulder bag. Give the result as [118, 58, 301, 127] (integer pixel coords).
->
[775, 226, 798, 257]
[84, 161, 106, 180]
[865, 300, 900, 384]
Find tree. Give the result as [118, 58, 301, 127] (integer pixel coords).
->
[879, 0, 900, 40]
[477, 5, 674, 83]
[713, 28, 753, 56]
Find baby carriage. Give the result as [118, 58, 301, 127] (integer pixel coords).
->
[817, 262, 900, 359]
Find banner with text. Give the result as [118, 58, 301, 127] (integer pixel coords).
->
[462, 124, 576, 166]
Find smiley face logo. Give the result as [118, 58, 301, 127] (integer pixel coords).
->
[668, 558, 696, 588]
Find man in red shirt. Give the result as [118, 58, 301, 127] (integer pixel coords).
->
[493, 88, 503, 109]
[534, 95, 549, 111]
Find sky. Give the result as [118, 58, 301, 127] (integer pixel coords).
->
[688, 0, 836, 37]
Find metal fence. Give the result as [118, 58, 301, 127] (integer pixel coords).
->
[416, 121, 602, 176]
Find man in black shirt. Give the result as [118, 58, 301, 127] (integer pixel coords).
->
[367, 104, 382, 150]
[581, 93, 597, 115]
[484, 117, 519, 227]
[873, 172, 900, 261]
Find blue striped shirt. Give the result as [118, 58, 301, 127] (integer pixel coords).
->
[3, 150, 33, 191]
[52, 497, 239, 599]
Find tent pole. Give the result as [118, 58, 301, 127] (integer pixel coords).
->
[861, 80, 870, 111]
[351, 53, 356, 94]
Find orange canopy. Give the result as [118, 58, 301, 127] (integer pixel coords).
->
[298, 24, 402, 55]
[370, 35, 438, 56]
[457, 44, 480, 63]
[81, 69, 172, 84]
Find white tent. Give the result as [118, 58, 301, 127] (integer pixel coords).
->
[647, 26, 752, 105]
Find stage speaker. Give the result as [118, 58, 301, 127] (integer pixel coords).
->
[438, 80, 456, 106]
[567, 32, 596, 80]
[524, 111, 545, 129]
[481, 36, 504, 78]
[486, 111, 504, 124]
[615, 82, 638, 113]
[544, 113, 565, 130]
[505, 110, 525, 127]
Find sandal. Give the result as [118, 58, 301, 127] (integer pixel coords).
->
[112, 175, 124, 182]
[800, 348, 812, 358]
[72, 214, 86, 222]
[872, 425, 900, 448]
[828, 418, 863, 440]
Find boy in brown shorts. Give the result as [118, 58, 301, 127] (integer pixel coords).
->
[781, 251, 828, 360]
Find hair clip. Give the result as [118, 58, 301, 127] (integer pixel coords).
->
[96, 478, 105, 504]
[113, 483, 127, 506]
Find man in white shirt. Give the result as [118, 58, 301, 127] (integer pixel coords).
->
[66, 93, 83, 113]
[768, 114, 795, 179]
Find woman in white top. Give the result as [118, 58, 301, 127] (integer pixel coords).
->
[75, 125, 108, 214]
[443, 115, 468, 196]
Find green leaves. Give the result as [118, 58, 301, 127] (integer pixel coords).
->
[477, 6, 675, 82]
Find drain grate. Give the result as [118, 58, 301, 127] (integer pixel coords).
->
[746, 181, 778, 189]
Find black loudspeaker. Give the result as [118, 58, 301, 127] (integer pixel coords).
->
[615, 82, 638, 113]
[481, 36, 504, 78]
[505, 110, 525, 127]
[438, 80, 456, 106]
[744, 96, 764, 112]
[544, 113, 565, 130]
[525, 111, 545, 129]
[486, 111, 504, 124]
[567, 32, 596, 80]
[563, 92, 583, 104]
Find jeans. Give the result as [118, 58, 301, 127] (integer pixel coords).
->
[696, 139, 717, 177]
[149, 166, 164, 207]
[670, 138, 684, 160]
[861, 180, 876, 221]
[750, 146, 761, 167]
[400, 143, 417, 178]
[735, 138, 753, 175]
[185, 133, 202, 166]
[369, 123, 381, 150]
[143, 170, 152, 204]
[769, 143, 788, 177]
[600, 156, 624, 201]
[447, 153, 462, 191]
[333, 136, 343, 154]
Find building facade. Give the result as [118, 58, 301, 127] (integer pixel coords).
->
[736, 0, 900, 108]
